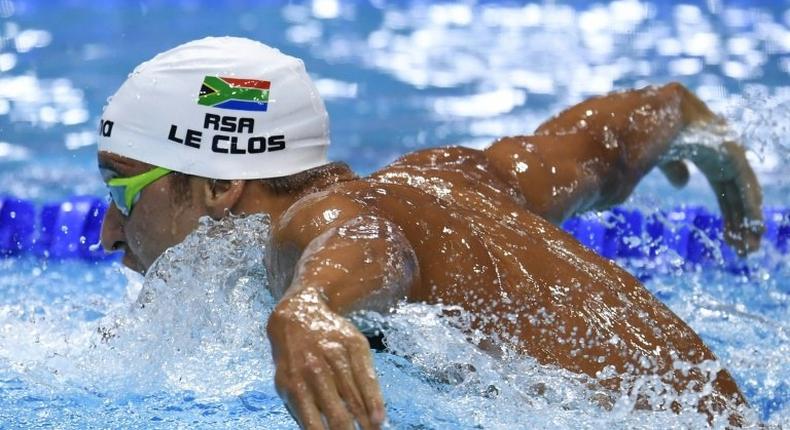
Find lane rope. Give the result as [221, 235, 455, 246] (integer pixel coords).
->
[1, 196, 787, 270]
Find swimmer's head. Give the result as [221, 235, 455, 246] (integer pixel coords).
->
[98, 36, 330, 179]
[97, 37, 340, 273]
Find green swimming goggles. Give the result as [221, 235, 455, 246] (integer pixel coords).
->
[101, 166, 172, 216]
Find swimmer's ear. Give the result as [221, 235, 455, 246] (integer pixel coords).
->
[202, 179, 245, 219]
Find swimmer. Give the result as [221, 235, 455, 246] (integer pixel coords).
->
[97, 38, 763, 429]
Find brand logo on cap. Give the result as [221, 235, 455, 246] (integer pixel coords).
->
[198, 76, 270, 112]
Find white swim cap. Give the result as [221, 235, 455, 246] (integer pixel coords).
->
[98, 36, 330, 179]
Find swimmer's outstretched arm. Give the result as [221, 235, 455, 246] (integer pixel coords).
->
[484, 82, 763, 254]
[268, 195, 419, 430]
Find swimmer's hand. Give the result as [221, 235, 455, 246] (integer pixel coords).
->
[661, 85, 764, 255]
[267, 288, 385, 430]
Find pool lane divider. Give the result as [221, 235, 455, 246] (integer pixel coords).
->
[0, 195, 112, 261]
[562, 207, 789, 274]
[0, 195, 788, 268]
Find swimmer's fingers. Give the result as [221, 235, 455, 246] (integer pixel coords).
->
[323, 342, 376, 430]
[277, 374, 324, 430]
[305, 352, 356, 430]
[711, 143, 763, 255]
[711, 179, 744, 251]
[726, 140, 764, 248]
[347, 335, 386, 427]
[276, 353, 356, 430]
[269, 295, 385, 429]
[694, 140, 764, 255]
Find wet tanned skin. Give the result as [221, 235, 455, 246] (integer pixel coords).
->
[100, 83, 762, 429]
[269, 83, 761, 428]
[280, 148, 743, 414]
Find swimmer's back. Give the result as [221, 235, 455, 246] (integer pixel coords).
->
[305, 145, 744, 409]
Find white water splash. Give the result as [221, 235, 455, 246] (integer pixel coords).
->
[0, 214, 275, 399]
[0, 214, 772, 428]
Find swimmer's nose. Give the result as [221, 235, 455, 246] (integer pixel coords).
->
[100, 203, 126, 253]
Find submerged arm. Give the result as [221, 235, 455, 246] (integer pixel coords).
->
[269, 195, 418, 430]
[484, 83, 762, 254]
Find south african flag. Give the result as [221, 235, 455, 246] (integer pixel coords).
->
[198, 76, 270, 111]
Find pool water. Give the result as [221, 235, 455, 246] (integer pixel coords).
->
[0, 0, 788, 428]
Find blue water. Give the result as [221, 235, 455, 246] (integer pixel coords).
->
[0, 0, 788, 428]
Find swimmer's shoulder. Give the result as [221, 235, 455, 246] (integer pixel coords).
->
[273, 175, 447, 250]
[375, 146, 487, 176]
[274, 144, 514, 248]
[367, 146, 524, 206]
[274, 181, 373, 249]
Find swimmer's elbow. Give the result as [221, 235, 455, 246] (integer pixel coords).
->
[290, 214, 419, 315]
[336, 215, 420, 313]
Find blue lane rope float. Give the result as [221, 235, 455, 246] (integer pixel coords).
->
[1, 195, 114, 261]
[0, 196, 788, 268]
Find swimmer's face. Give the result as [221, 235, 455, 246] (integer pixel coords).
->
[98, 151, 208, 273]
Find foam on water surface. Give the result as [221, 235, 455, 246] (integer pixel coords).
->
[0, 214, 786, 428]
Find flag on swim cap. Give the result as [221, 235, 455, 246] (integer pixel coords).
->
[98, 36, 330, 179]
